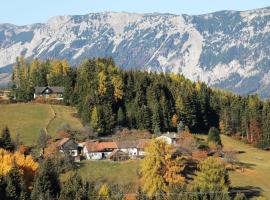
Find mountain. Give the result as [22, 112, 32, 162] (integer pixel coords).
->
[0, 8, 270, 97]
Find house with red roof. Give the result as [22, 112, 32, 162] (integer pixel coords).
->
[82, 141, 118, 160]
[82, 139, 151, 160]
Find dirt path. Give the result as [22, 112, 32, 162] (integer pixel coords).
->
[44, 104, 56, 134]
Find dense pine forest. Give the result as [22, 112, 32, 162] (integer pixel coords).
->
[11, 57, 270, 149]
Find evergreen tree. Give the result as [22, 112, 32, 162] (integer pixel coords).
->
[0, 175, 7, 199]
[59, 172, 88, 200]
[117, 107, 125, 127]
[90, 106, 99, 131]
[1, 126, 14, 151]
[5, 167, 27, 200]
[31, 158, 60, 200]
[152, 104, 161, 135]
[207, 127, 222, 146]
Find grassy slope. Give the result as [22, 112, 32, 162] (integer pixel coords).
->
[47, 105, 83, 135]
[75, 136, 270, 197]
[75, 160, 140, 192]
[221, 135, 270, 198]
[0, 103, 83, 145]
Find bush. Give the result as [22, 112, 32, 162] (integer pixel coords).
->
[207, 127, 222, 146]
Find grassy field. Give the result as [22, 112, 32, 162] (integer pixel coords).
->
[0, 103, 83, 145]
[221, 135, 270, 199]
[63, 160, 140, 192]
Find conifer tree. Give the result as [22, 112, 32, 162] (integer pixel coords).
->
[117, 107, 125, 127]
[0, 175, 6, 199]
[1, 126, 14, 151]
[152, 104, 161, 134]
[31, 158, 60, 200]
[5, 167, 27, 200]
[59, 172, 88, 200]
[207, 127, 222, 146]
[90, 106, 99, 131]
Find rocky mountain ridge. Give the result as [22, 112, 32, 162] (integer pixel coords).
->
[0, 7, 270, 97]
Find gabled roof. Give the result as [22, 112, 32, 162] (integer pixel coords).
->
[136, 139, 151, 150]
[115, 141, 138, 149]
[57, 138, 70, 147]
[57, 138, 78, 150]
[84, 141, 117, 152]
[34, 86, 64, 94]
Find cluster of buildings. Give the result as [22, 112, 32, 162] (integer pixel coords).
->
[53, 132, 180, 161]
[53, 137, 151, 161]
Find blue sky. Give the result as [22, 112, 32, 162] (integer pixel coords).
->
[1, 0, 269, 25]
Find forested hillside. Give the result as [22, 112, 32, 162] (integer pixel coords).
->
[11, 57, 270, 148]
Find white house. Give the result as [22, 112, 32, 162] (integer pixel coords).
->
[115, 141, 139, 158]
[83, 141, 117, 160]
[136, 139, 151, 156]
[157, 132, 180, 145]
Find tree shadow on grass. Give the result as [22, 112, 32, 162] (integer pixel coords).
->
[230, 186, 262, 199]
[237, 162, 256, 169]
[238, 150, 246, 154]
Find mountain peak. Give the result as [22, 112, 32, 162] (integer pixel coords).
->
[0, 7, 270, 98]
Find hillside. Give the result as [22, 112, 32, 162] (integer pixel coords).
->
[0, 103, 83, 145]
[222, 135, 270, 199]
[1, 7, 270, 97]
[61, 135, 270, 198]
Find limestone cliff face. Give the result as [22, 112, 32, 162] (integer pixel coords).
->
[1, 8, 270, 97]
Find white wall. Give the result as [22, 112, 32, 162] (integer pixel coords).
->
[156, 136, 173, 144]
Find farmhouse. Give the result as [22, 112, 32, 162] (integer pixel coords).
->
[82, 139, 151, 160]
[136, 139, 151, 156]
[34, 86, 64, 100]
[57, 138, 79, 157]
[157, 132, 180, 145]
[83, 141, 118, 160]
[115, 141, 139, 158]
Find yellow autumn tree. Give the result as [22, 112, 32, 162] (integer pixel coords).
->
[49, 59, 70, 76]
[29, 59, 41, 77]
[98, 184, 111, 200]
[90, 106, 99, 131]
[219, 120, 226, 135]
[98, 71, 107, 95]
[111, 76, 123, 100]
[171, 114, 178, 127]
[140, 139, 186, 198]
[0, 148, 39, 187]
[195, 81, 201, 92]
